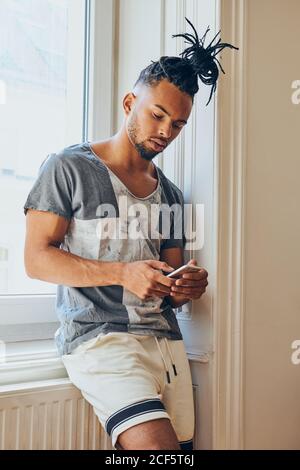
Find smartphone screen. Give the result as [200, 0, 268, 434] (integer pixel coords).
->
[166, 264, 202, 278]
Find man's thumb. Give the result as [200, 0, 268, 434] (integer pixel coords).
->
[188, 258, 197, 266]
[149, 260, 174, 271]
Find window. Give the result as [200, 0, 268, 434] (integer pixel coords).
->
[0, 0, 87, 334]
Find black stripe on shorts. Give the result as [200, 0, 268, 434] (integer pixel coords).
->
[106, 398, 167, 436]
[179, 438, 193, 450]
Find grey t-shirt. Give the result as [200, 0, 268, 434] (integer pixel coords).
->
[24, 142, 186, 355]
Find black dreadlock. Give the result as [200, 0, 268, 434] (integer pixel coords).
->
[133, 17, 239, 106]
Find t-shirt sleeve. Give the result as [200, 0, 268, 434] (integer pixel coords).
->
[160, 189, 186, 251]
[23, 153, 73, 220]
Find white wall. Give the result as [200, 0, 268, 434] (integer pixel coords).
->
[113, 0, 218, 449]
[243, 0, 300, 449]
[112, 0, 300, 450]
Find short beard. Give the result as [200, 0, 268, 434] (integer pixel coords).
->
[134, 141, 157, 161]
[127, 111, 159, 161]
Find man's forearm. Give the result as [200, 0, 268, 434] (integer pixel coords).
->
[26, 245, 125, 287]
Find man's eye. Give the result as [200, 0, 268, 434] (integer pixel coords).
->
[153, 113, 183, 129]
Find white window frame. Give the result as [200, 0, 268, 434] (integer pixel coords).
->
[0, 0, 115, 346]
[212, 0, 247, 450]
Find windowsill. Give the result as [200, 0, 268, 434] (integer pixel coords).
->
[0, 321, 59, 343]
[0, 338, 212, 390]
[0, 377, 72, 395]
[5, 338, 57, 357]
[0, 338, 68, 388]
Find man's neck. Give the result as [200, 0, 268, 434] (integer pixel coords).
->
[93, 129, 156, 177]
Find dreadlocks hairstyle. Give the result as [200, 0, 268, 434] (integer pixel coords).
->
[133, 17, 239, 106]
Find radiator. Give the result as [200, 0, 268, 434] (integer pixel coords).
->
[0, 379, 114, 450]
[0, 379, 200, 450]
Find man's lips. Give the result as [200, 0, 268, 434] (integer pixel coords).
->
[149, 139, 167, 150]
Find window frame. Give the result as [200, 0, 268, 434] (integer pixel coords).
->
[0, 295, 58, 342]
[1, 0, 115, 343]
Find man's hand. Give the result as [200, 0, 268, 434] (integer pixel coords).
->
[121, 259, 176, 300]
[169, 259, 208, 300]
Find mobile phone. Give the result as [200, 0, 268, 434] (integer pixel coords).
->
[166, 264, 202, 278]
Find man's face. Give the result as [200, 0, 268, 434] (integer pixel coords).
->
[125, 79, 193, 161]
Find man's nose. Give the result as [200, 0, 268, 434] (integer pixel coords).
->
[159, 122, 172, 139]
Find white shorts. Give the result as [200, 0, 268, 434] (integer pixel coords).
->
[61, 332, 195, 449]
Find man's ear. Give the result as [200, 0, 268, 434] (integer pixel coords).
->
[123, 92, 136, 115]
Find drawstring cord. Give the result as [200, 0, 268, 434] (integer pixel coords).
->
[154, 337, 178, 384]
[164, 337, 178, 377]
[154, 337, 170, 384]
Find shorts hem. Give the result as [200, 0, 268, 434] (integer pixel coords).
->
[111, 411, 171, 448]
[178, 438, 194, 450]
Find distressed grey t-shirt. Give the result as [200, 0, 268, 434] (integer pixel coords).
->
[24, 142, 186, 355]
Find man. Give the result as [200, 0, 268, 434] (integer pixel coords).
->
[24, 18, 237, 450]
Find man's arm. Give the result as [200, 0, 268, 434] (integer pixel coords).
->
[24, 209, 124, 287]
[24, 210, 175, 301]
[160, 247, 190, 309]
